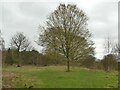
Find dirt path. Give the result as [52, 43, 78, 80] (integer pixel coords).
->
[2, 72, 16, 88]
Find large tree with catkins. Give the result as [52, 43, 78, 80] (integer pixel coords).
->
[38, 3, 95, 71]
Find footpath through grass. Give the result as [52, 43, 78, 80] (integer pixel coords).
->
[2, 65, 118, 88]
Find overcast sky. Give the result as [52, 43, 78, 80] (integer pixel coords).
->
[0, 0, 119, 59]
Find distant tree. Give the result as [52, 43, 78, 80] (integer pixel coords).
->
[10, 49, 19, 64]
[20, 50, 35, 65]
[81, 55, 96, 69]
[101, 54, 117, 71]
[44, 50, 66, 65]
[94, 60, 103, 70]
[10, 32, 32, 52]
[103, 35, 114, 71]
[30, 50, 40, 66]
[38, 3, 95, 71]
[104, 35, 113, 55]
[10, 32, 32, 66]
[5, 48, 13, 65]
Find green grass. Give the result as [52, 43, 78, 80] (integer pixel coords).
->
[2, 65, 118, 88]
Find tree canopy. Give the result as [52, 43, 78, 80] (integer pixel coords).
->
[10, 32, 32, 52]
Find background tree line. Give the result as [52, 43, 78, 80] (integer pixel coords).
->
[2, 40, 118, 71]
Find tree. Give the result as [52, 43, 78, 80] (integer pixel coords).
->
[10, 32, 32, 52]
[81, 55, 96, 69]
[101, 54, 117, 71]
[38, 3, 94, 71]
[5, 48, 13, 65]
[103, 35, 114, 71]
[104, 35, 113, 55]
[10, 32, 32, 66]
[44, 50, 66, 65]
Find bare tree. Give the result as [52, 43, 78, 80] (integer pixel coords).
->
[38, 4, 94, 71]
[103, 34, 116, 71]
[10, 32, 32, 66]
[104, 35, 113, 55]
[10, 32, 32, 52]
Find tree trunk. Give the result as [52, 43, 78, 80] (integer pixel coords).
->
[67, 58, 70, 72]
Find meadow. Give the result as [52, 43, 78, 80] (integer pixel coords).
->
[2, 65, 118, 88]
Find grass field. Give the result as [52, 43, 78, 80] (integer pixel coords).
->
[2, 65, 118, 88]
